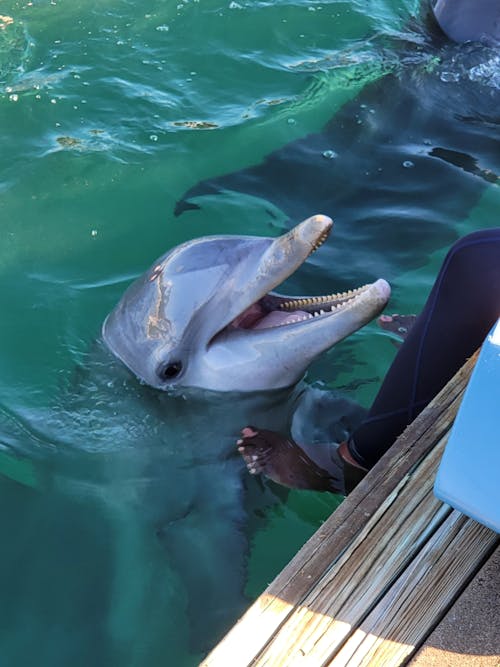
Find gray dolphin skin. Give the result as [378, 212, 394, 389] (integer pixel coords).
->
[102, 214, 390, 392]
[431, 0, 500, 46]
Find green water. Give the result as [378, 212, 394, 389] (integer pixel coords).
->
[0, 1, 499, 665]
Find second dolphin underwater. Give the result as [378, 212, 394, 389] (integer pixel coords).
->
[175, 4, 499, 286]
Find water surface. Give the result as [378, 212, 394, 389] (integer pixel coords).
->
[0, 1, 499, 665]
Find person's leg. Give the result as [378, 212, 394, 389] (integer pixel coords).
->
[349, 227, 500, 469]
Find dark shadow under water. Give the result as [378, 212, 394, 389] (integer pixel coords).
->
[176, 39, 499, 285]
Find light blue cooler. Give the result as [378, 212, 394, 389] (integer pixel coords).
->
[434, 318, 500, 533]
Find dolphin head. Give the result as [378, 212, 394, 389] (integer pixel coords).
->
[431, 0, 500, 46]
[102, 215, 390, 392]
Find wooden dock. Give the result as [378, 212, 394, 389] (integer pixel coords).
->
[201, 351, 499, 666]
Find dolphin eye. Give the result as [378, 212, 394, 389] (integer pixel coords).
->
[159, 361, 183, 381]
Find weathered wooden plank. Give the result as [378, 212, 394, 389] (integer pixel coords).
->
[328, 514, 498, 667]
[257, 351, 478, 605]
[200, 353, 480, 667]
[249, 440, 452, 666]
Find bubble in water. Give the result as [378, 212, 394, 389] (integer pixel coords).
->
[149, 134, 158, 142]
[229, 1, 243, 7]
[403, 160, 414, 169]
[156, 25, 170, 32]
[8, 94, 18, 102]
[91, 230, 98, 237]
[468, 56, 500, 88]
[322, 149, 337, 160]
[287, 118, 296, 125]
[440, 71, 459, 83]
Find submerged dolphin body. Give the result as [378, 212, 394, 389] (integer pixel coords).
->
[103, 215, 390, 392]
[99, 215, 387, 653]
[431, 0, 500, 45]
[175, 11, 499, 283]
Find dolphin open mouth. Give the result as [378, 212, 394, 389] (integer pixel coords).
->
[215, 214, 390, 340]
[225, 286, 379, 332]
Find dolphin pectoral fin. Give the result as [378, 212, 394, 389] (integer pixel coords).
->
[237, 427, 345, 494]
[174, 180, 226, 217]
[174, 198, 201, 216]
[429, 148, 500, 186]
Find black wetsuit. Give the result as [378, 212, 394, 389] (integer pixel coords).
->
[349, 227, 500, 469]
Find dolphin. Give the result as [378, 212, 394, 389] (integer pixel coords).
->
[431, 0, 500, 46]
[174, 6, 499, 282]
[102, 214, 390, 392]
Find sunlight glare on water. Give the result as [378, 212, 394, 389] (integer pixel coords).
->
[0, 0, 499, 665]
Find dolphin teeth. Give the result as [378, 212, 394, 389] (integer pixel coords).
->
[278, 283, 370, 313]
[309, 229, 330, 254]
